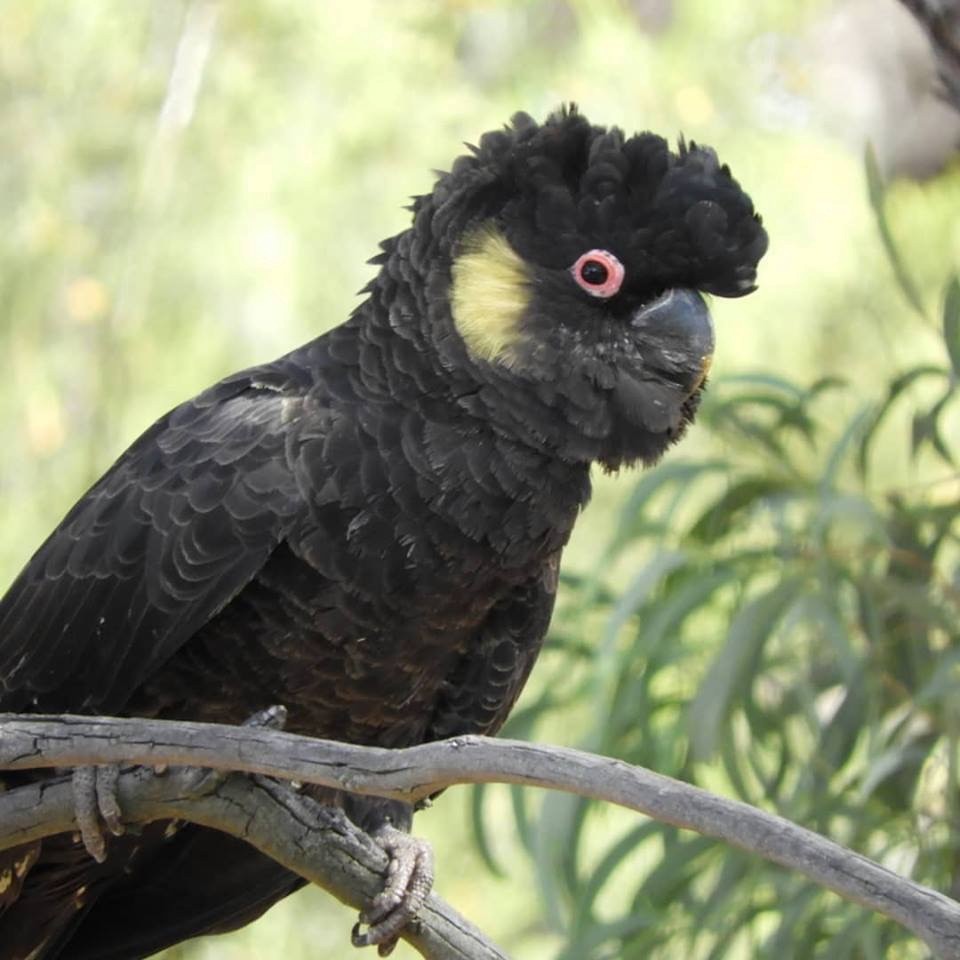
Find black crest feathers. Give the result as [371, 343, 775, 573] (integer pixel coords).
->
[429, 105, 768, 298]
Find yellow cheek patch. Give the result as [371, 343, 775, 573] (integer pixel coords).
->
[450, 226, 530, 365]
[691, 354, 713, 393]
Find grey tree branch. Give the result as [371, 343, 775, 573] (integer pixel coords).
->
[1, 758, 505, 960]
[1, 714, 959, 959]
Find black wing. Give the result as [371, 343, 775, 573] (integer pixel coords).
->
[428, 554, 559, 741]
[0, 366, 308, 715]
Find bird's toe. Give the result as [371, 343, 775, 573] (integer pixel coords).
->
[72, 764, 125, 863]
[351, 824, 434, 955]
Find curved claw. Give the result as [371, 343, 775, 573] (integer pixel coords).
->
[352, 825, 434, 955]
[95, 763, 124, 837]
[70, 706, 289, 864]
[72, 764, 124, 863]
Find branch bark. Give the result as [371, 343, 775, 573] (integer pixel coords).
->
[1, 714, 959, 959]
[0, 761, 504, 960]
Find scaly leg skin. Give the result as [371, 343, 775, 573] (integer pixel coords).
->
[351, 823, 435, 957]
[72, 765, 124, 863]
[242, 703, 288, 732]
[72, 704, 289, 863]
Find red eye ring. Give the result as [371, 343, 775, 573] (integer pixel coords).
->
[570, 249, 625, 298]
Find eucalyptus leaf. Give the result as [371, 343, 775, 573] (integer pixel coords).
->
[943, 274, 960, 378]
[688, 475, 800, 544]
[857, 365, 948, 477]
[468, 783, 504, 877]
[689, 579, 804, 760]
[864, 143, 927, 321]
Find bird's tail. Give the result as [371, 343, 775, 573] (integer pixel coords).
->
[0, 824, 304, 960]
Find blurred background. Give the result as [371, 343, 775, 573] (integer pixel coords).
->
[1, 1, 959, 958]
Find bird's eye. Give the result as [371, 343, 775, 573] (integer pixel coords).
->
[570, 249, 625, 298]
[580, 260, 608, 284]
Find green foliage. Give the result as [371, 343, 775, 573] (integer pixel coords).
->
[474, 157, 960, 959]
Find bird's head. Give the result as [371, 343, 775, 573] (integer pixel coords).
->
[405, 107, 767, 470]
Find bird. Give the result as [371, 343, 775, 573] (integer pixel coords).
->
[0, 106, 767, 959]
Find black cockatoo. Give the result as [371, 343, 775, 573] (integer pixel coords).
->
[0, 107, 766, 958]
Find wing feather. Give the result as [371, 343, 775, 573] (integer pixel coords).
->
[0, 372, 307, 714]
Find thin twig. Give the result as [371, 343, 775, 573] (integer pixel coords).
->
[1, 714, 959, 958]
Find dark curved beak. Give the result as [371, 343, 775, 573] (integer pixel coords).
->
[629, 288, 714, 392]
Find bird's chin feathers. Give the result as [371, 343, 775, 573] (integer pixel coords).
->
[599, 378, 703, 471]
[555, 364, 704, 471]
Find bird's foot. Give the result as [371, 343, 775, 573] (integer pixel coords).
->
[72, 764, 124, 863]
[72, 704, 289, 863]
[243, 703, 288, 731]
[177, 703, 289, 795]
[351, 824, 435, 956]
